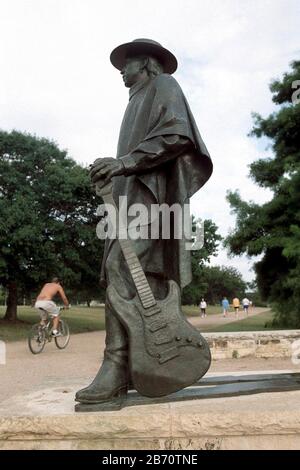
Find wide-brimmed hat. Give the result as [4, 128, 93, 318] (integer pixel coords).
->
[110, 38, 177, 74]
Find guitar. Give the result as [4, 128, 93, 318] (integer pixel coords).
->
[96, 181, 211, 398]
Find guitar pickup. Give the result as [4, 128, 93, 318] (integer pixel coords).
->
[149, 319, 167, 332]
[154, 333, 173, 345]
[158, 346, 180, 364]
[143, 306, 161, 317]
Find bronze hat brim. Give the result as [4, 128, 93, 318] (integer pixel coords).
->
[110, 41, 178, 74]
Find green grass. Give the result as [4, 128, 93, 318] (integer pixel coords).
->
[206, 310, 276, 333]
[0, 305, 105, 342]
[0, 305, 279, 342]
[0, 304, 222, 342]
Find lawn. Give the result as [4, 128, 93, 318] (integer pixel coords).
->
[0, 304, 276, 342]
[1, 304, 222, 342]
[205, 310, 276, 333]
[0, 305, 106, 342]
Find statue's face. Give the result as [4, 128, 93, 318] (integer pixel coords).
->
[121, 57, 146, 88]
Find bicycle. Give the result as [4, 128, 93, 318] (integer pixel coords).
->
[28, 307, 70, 354]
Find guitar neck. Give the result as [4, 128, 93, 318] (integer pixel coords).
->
[100, 190, 156, 309]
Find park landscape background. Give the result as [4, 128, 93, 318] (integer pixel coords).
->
[0, 1, 300, 341]
[1, 59, 300, 340]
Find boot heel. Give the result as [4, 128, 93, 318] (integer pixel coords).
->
[117, 385, 128, 397]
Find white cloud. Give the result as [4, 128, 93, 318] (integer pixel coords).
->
[1, 0, 299, 282]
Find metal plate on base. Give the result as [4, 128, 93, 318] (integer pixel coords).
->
[75, 372, 300, 412]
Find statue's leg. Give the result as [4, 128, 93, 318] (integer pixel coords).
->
[75, 301, 129, 404]
[75, 241, 132, 404]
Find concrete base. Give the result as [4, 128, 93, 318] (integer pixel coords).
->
[1, 371, 300, 450]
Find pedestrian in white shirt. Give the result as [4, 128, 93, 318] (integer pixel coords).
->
[199, 298, 207, 318]
[242, 297, 250, 315]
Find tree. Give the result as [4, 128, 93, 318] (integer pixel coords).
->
[181, 218, 222, 304]
[0, 130, 104, 321]
[200, 265, 247, 305]
[225, 61, 300, 326]
[0, 285, 5, 305]
[67, 285, 105, 307]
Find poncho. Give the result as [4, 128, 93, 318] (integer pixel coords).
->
[101, 73, 213, 289]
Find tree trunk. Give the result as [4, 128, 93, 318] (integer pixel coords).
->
[87, 300, 91, 308]
[4, 282, 18, 321]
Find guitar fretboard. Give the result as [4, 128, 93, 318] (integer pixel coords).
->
[100, 190, 157, 309]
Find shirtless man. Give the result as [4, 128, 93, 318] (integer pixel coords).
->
[35, 277, 69, 336]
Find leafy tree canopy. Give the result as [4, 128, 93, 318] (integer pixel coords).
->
[0, 130, 104, 320]
[225, 61, 300, 326]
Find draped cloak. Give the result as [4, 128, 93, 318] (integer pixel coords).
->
[100, 73, 213, 289]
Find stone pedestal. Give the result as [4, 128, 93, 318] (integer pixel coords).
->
[205, 330, 300, 360]
[1, 371, 300, 450]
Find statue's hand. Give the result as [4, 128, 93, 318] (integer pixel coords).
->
[89, 158, 124, 185]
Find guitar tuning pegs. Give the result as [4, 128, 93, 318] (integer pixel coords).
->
[186, 337, 193, 343]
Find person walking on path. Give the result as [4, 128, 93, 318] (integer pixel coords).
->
[222, 297, 230, 317]
[232, 297, 240, 316]
[242, 297, 250, 315]
[199, 298, 207, 318]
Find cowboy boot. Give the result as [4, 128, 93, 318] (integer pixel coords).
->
[75, 302, 129, 404]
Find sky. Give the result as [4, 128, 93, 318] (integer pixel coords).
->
[1, 0, 299, 282]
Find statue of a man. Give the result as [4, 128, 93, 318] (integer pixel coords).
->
[75, 39, 213, 405]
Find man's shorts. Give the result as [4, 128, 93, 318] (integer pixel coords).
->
[35, 300, 60, 318]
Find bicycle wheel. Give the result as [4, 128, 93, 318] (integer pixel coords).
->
[55, 319, 70, 349]
[28, 324, 46, 354]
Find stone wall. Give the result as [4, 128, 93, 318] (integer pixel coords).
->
[203, 330, 300, 360]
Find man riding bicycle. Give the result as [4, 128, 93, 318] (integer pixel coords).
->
[34, 277, 69, 337]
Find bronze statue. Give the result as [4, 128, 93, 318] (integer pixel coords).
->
[75, 39, 213, 408]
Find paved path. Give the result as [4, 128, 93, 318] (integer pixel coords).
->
[187, 306, 268, 330]
[0, 307, 287, 403]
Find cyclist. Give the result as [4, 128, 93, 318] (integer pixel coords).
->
[34, 277, 69, 336]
